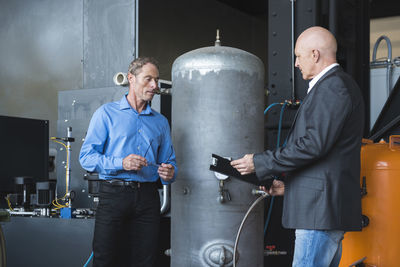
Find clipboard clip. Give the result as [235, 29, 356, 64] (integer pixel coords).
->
[211, 154, 232, 180]
[210, 153, 274, 187]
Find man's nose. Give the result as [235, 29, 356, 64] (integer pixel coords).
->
[150, 79, 158, 88]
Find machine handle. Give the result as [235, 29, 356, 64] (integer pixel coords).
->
[160, 184, 170, 215]
[389, 135, 400, 149]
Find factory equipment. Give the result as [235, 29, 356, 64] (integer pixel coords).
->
[340, 135, 400, 267]
[36, 181, 55, 207]
[171, 35, 265, 266]
[113, 72, 129, 86]
[370, 36, 400, 129]
[11, 177, 35, 210]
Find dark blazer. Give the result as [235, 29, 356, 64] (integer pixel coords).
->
[254, 66, 364, 231]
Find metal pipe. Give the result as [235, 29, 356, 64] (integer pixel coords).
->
[8, 211, 36, 216]
[113, 72, 128, 86]
[370, 61, 393, 68]
[386, 62, 392, 97]
[372, 35, 392, 63]
[372, 36, 393, 96]
[135, 0, 139, 58]
[66, 127, 72, 206]
[329, 0, 337, 36]
[160, 184, 170, 214]
[394, 57, 400, 67]
[290, 0, 296, 101]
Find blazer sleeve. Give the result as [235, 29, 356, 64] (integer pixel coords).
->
[254, 76, 352, 179]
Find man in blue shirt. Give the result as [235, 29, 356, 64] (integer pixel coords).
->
[79, 57, 177, 267]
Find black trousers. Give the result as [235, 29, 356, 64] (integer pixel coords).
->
[93, 181, 160, 267]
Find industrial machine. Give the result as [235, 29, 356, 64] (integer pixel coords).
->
[171, 36, 265, 266]
[370, 36, 400, 130]
[340, 136, 400, 267]
[2, 0, 399, 266]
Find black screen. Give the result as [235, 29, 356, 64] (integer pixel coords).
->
[0, 115, 49, 193]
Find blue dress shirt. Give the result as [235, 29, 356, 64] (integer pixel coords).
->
[79, 95, 177, 184]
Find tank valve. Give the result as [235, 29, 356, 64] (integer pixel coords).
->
[218, 180, 231, 203]
[252, 189, 269, 196]
[215, 29, 221, 46]
[361, 176, 367, 197]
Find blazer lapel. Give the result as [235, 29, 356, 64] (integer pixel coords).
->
[286, 66, 341, 137]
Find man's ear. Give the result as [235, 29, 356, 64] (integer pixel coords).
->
[127, 72, 135, 84]
[312, 49, 320, 62]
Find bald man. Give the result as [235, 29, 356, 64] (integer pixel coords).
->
[231, 26, 364, 267]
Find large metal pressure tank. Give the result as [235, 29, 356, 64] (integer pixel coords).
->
[171, 42, 265, 267]
[340, 136, 400, 267]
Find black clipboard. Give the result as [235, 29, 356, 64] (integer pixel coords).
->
[209, 154, 273, 187]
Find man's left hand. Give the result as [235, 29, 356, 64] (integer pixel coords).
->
[230, 154, 255, 175]
[158, 163, 175, 181]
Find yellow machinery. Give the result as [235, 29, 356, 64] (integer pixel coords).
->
[340, 135, 400, 267]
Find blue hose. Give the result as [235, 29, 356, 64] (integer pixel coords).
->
[277, 102, 288, 147]
[264, 103, 282, 115]
[83, 251, 93, 267]
[263, 195, 275, 235]
[264, 102, 288, 238]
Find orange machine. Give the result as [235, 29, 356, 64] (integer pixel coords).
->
[340, 135, 400, 267]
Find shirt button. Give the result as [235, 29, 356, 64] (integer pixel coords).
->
[137, 146, 140, 150]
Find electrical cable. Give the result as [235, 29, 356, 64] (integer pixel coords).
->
[50, 137, 70, 209]
[5, 195, 14, 211]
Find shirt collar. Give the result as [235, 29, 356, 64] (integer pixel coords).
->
[119, 94, 154, 115]
[307, 63, 339, 94]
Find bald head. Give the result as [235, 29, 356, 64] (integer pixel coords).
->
[298, 26, 337, 60]
[295, 26, 338, 80]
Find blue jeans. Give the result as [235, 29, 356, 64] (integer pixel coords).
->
[292, 229, 345, 267]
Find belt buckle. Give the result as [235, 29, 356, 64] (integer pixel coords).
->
[106, 179, 117, 185]
[129, 181, 140, 189]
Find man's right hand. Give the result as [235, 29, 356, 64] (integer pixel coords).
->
[260, 179, 285, 196]
[123, 154, 147, 171]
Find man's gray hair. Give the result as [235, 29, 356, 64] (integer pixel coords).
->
[128, 57, 159, 76]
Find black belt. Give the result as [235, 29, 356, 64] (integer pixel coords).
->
[103, 179, 156, 189]
[104, 179, 142, 188]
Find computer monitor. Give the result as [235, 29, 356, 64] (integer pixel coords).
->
[0, 115, 49, 194]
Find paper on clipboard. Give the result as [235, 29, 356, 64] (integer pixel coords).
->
[209, 154, 273, 187]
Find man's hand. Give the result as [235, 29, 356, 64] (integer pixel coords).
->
[158, 163, 174, 182]
[261, 179, 285, 196]
[230, 154, 255, 175]
[123, 154, 147, 171]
